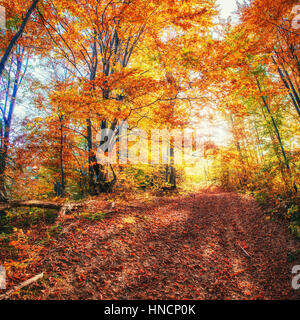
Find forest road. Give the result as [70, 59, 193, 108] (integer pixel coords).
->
[20, 187, 300, 299]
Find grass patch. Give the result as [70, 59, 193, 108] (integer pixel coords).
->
[4, 208, 58, 229]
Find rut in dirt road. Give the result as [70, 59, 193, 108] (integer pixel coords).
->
[27, 188, 300, 300]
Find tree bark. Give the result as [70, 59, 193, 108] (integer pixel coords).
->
[0, 200, 84, 216]
[256, 79, 290, 170]
[59, 116, 65, 197]
[257, 78, 298, 193]
[168, 142, 176, 188]
[272, 57, 300, 120]
[0, 49, 24, 201]
[0, 200, 62, 211]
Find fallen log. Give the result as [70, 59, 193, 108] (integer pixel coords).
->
[0, 200, 84, 217]
[0, 200, 62, 211]
[0, 273, 44, 300]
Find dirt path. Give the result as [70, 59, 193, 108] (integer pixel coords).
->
[14, 187, 300, 300]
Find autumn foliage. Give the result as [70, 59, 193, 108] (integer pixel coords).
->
[0, 0, 299, 300]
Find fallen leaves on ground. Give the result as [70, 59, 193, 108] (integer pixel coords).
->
[2, 187, 300, 300]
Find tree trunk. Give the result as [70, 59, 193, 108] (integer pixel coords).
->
[0, 51, 23, 200]
[168, 143, 176, 188]
[257, 79, 290, 170]
[272, 57, 300, 120]
[257, 78, 298, 193]
[165, 137, 176, 189]
[59, 116, 65, 197]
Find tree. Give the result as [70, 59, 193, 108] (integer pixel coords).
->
[37, 0, 216, 194]
[0, 45, 29, 200]
[0, 0, 39, 78]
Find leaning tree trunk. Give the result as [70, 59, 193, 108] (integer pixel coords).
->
[257, 78, 298, 193]
[272, 56, 300, 120]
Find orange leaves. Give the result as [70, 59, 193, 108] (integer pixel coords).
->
[2, 189, 299, 299]
[77, 273, 86, 283]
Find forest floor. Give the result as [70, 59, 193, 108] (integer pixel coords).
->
[2, 186, 300, 300]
